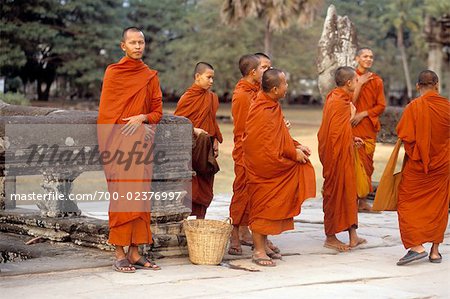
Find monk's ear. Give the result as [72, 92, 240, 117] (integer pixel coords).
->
[415, 83, 420, 92]
[194, 73, 201, 81]
[120, 42, 126, 52]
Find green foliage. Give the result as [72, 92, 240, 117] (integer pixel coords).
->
[0, 92, 30, 106]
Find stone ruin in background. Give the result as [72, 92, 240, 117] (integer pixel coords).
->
[317, 4, 357, 102]
[0, 100, 192, 257]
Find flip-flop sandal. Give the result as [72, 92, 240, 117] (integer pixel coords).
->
[252, 257, 276, 267]
[228, 246, 243, 256]
[132, 256, 161, 270]
[267, 240, 281, 254]
[397, 250, 428, 266]
[267, 252, 282, 260]
[240, 240, 253, 247]
[429, 253, 442, 263]
[113, 258, 136, 273]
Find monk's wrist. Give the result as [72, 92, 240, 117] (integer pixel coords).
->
[141, 114, 148, 123]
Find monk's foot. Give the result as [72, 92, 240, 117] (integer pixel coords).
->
[252, 251, 276, 267]
[128, 255, 161, 270]
[350, 237, 367, 248]
[264, 244, 282, 259]
[228, 240, 243, 256]
[358, 200, 379, 213]
[113, 258, 136, 273]
[266, 239, 281, 254]
[324, 239, 350, 252]
[239, 226, 253, 246]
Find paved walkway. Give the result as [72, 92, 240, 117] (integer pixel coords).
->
[1, 197, 449, 299]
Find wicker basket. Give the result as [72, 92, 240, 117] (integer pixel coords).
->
[183, 218, 233, 265]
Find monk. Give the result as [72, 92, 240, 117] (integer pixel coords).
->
[318, 66, 367, 252]
[351, 47, 386, 212]
[243, 69, 316, 266]
[98, 27, 162, 272]
[234, 52, 282, 254]
[228, 54, 264, 255]
[396, 70, 449, 266]
[174, 62, 223, 219]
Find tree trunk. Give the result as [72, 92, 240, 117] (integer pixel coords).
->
[427, 42, 443, 93]
[264, 21, 272, 58]
[397, 26, 413, 100]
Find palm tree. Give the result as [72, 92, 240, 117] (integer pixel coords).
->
[221, 0, 321, 57]
[380, 0, 421, 99]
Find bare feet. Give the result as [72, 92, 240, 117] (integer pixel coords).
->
[324, 236, 350, 252]
[350, 237, 367, 248]
[430, 243, 441, 260]
[358, 199, 379, 213]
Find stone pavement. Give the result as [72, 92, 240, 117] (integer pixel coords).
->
[1, 197, 449, 299]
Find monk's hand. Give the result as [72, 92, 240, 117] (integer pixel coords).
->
[297, 145, 311, 157]
[296, 148, 309, 163]
[350, 103, 356, 121]
[351, 111, 368, 127]
[213, 138, 219, 158]
[354, 137, 364, 148]
[357, 72, 373, 86]
[121, 114, 147, 136]
[193, 127, 207, 137]
[284, 119, 292, 130]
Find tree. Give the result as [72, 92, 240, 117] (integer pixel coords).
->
[379, 0, 421, 99]
[221, 0, 321, 57]
[0, 0, 123, 100]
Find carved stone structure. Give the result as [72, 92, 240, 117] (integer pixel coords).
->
[317, 5, 358, 102]
[0, 100, 192, 256]
[424, 14, 450, 98]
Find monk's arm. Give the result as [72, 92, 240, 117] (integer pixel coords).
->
[146, 76, 163, 124]
[367, 80, 386, 118]
[352, 72, 373, 104]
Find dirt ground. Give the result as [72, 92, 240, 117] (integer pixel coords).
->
[13, 103, 402, 199]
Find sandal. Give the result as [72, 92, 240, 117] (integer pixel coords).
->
[113, 258, 136, 273]
[228, 246, 243, 256]
[429, 253, 442, 263]
[267, 252, 282, 260]
[252, 257, 276, 267]
[131, 256, 161, 270]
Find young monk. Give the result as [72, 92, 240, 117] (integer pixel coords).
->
[243, 68, 316, 266]
[351, 48, 386, 212]
[229, 54, 264, 255]
[174, 62, 223, 219]
[396, 70, 449, 266]
[98, 27, 162, 272]
[235, 52, 282, 254]
[318, 66, 367, 252]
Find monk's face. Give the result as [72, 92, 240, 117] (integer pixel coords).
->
[347, 74, 358, 92]
[356, 49, 374, 70]
[260, 57, 271, 72]
[253, 62, 265, 84]
[121, 31, 145, 60]
[275, 73, 288, 99]
[195, 69, 214, 90]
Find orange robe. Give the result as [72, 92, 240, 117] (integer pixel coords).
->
[352, 70, 386, 190]
[318, 88, 358, 235]
[97, 56, 163, 246]
[396, 90, 449, 249]
[174, 84, 223, 218]
[243, 91, 316, 235]
[229, 79, 259, 226]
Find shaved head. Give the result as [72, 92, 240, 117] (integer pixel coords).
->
[356, 47, 372, 56]
[194, 62, 214, 77]
[122, 26, 143, 42]
[254, 52, 271, 60]
[239, 54, 260, 76]
[262, 68, 283, 92]
[417, 70, 439, 87]
[335, 66, 356, 87]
